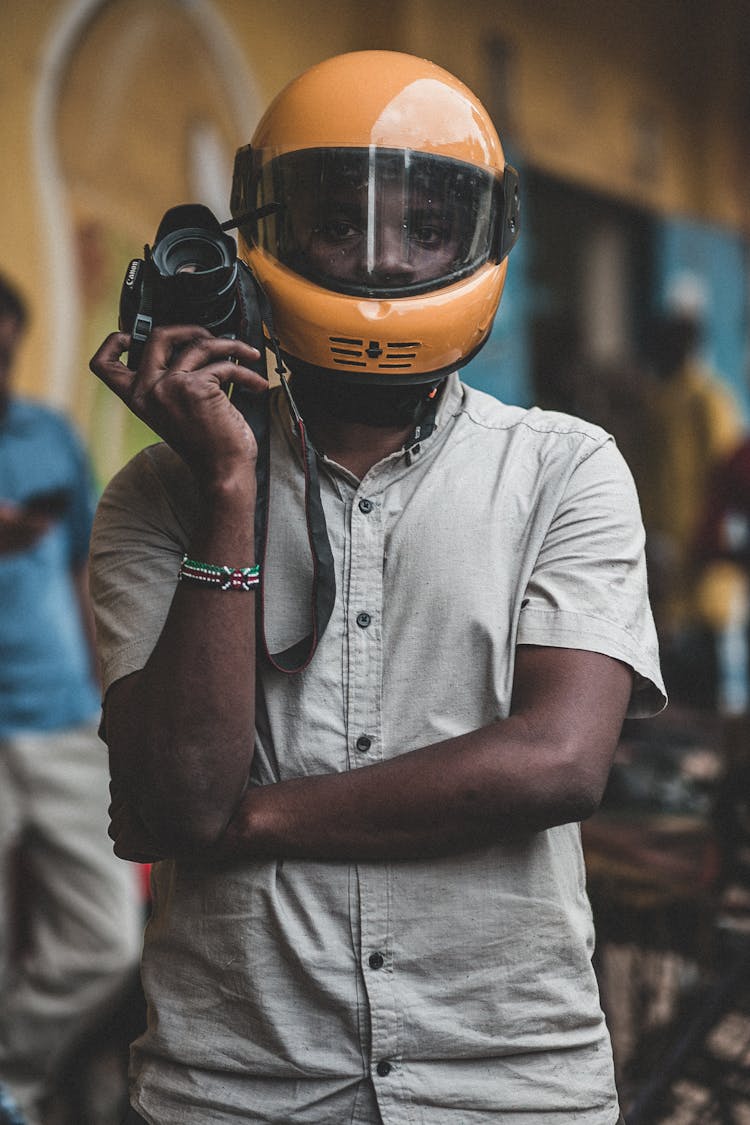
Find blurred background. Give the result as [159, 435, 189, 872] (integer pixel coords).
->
[1, 1, 750, 1122]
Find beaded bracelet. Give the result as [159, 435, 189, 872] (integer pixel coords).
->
[178, 554, 260, 591]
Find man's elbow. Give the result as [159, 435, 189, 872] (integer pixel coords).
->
[140, 792, 239, 856]
[508, 734, 613, 829]
[551, 741, 612, 824]
[559, 784, 602, 825]
[108, 732, 244, 854]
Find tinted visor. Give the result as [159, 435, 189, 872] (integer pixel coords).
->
[239, 148, 500, 298]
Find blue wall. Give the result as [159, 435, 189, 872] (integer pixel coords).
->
[460, 247, 532, 406]
[461, 155, 533, 407]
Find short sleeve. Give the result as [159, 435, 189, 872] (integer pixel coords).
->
[517, 438, 666, 717]
[89, 445, 197, 696]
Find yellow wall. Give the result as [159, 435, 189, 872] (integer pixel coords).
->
[0, 0, 364, 411]
[1, 4, 55, 399]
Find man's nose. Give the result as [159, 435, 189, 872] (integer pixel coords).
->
[368, 227, 416, 283]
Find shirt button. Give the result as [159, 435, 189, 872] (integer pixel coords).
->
[376, 1060, 392, 1077]
[358, 498, 374, 514]
[356, 612, 372, 628]
[355, 735, 372, 753]
[368, 951, 385, 969]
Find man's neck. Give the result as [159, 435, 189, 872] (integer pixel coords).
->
[303, 408, 414, 479]
[287, 371, 437, 479]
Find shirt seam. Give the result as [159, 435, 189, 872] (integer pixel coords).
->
[460, 407, 612, 455]
[519, 604, 637, 640]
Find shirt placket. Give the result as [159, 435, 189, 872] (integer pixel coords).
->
[344, 479, 409, 1122]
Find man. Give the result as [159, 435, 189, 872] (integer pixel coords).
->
[0, 275, 141, 1123]
[89, 52, 665, 1125]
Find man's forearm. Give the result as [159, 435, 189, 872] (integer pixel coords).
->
[105, 482, 258, 849]
[109, 647, 631, 864]
[216, 647, 632, 862]
[220, 721, 583, 861]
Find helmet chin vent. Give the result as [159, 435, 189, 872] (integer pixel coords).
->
[328, 336, 422, 370]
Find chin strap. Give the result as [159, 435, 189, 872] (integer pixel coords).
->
[229, 262, 337, 674]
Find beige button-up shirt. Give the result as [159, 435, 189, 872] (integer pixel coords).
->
[91, 375, 665, 1125]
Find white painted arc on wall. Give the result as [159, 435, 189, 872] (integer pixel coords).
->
[33, 0, 261, 409]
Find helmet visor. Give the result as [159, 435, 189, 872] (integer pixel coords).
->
[240, 148, 500, 298]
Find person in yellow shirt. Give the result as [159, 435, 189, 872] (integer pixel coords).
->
[641, 310, 744, 707]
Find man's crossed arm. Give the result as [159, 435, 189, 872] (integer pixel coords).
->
[105, 645, 631, 864]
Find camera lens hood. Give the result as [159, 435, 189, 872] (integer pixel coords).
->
[147, 204, 239, 332]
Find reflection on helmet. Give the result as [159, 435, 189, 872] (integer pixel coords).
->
[231, 51, 519, 384]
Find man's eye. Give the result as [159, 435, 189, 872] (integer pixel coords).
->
[317, 218, 361, 242]
[413, 225, 448, 248]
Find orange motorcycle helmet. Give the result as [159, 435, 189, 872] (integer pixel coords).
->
[231, 50, 519, 385]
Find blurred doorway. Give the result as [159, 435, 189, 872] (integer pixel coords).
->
[525, 169, 655, 412]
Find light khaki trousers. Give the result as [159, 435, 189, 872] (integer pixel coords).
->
[0, 723, 142, 1123]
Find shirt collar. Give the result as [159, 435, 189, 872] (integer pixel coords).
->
[432, 372, 464, 430]
[273, 371, 465, 480]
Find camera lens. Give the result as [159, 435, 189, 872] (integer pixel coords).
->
[150, 225, 239, 332]
[157, 232, 229, 277]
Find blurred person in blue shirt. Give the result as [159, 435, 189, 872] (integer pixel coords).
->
[0, 274, 141, 1125]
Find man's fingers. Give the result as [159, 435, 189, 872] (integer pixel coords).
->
[185, 359, 269, 397]
[136, 324, 215, 376]
[134, 324, 260, 378]
[89, 332, 134, 398]
[91, 327, 264, 402]
[163, 333, 261, 378]
[97, 326, 217, 405]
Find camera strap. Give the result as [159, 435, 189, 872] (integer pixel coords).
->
[231, 263, 337, 675]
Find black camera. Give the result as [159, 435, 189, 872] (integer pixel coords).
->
[119, 203, 253, 371]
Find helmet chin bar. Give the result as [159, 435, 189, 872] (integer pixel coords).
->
[282, 320, 494, 389]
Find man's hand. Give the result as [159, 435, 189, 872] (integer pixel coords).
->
[0, 502, 54, 554]
[89, 326, 267, 494]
